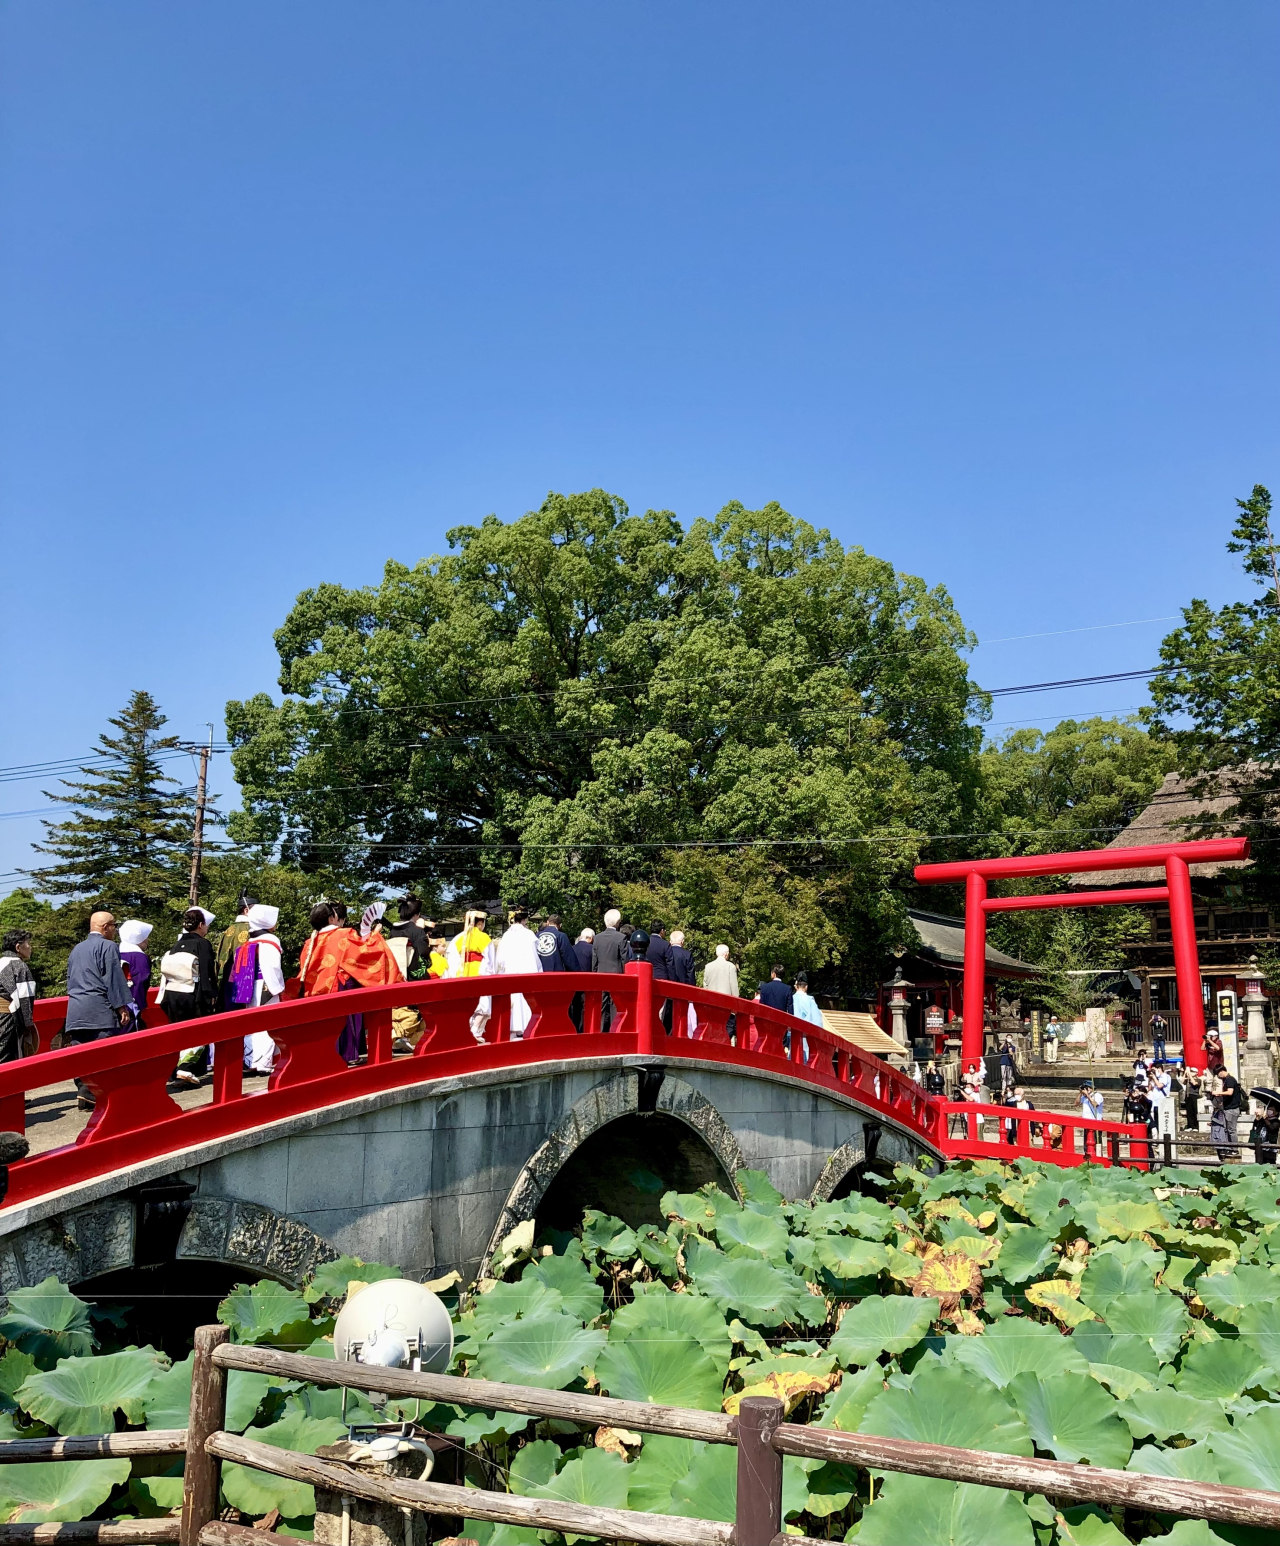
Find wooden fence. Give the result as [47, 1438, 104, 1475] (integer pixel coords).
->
[6, 1323, 1280, 1546]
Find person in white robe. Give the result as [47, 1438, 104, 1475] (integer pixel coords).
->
[495, 908, 541, 1037]
[242, 904, 285, 1075]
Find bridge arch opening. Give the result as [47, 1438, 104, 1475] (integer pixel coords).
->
[534, 1112, 735, 1238]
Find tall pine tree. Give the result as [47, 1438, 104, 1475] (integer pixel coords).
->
[27, 692, 195, 917]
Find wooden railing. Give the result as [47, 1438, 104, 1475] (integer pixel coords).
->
[175, 1326, 1280, 1546]
[0, 966, 944, 1209]
[0, 1429, 186, 1544]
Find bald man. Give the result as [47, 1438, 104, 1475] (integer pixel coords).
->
[65, 912, 135, 1109]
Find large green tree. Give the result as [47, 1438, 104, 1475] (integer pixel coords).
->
[225, 491, 987, 994]
[1146, 483, 1280, 890]
[25, 691, 196, 918]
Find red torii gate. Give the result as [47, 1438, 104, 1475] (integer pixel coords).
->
[914, 838, 1250, 1067]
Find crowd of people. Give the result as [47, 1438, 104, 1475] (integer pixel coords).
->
[0, 897, 827, 1106]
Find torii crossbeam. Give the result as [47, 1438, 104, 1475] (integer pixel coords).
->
[914, 838, 1250, 1065]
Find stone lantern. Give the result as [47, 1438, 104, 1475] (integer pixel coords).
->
[1240, 955, 1275, 1087]
[883, 963, 914, 1051]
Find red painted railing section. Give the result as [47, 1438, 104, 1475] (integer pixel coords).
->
[1, 964, 1150, 1210]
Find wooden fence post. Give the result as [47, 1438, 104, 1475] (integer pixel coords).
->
[735, 1396, 783, 1546]
[181, 1324, 231, 1546]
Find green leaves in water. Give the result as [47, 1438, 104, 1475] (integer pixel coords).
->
[0, 1279, 94, 1368]
[17, 1348, 167, 1436]
[0, 1460, 131, 1524]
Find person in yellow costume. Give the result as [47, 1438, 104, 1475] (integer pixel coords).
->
[448, 908, 496, 1040]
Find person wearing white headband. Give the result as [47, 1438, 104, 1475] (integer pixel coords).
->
[239, 904, 285, 1076]
[117, 920, 154, 1027]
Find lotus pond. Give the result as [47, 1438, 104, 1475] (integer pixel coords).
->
[4, 1157, 1280, 1545]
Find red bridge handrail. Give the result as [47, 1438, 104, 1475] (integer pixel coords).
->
[0, 964, 945, 1211]
[939, 1099, 1152, 1170]
[1, 967, 1159, 1212]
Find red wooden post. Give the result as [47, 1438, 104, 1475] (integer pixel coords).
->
[962, 870, 987, 1067]
[1166, 854, 1207, 1066]
[735, 1395, 783, 1546]
[626, 961, 654, 1055]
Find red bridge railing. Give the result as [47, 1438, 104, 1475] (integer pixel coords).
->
[0, 964, 1156, 1211]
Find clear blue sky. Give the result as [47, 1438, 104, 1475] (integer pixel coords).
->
[2, 2, 1277, 886]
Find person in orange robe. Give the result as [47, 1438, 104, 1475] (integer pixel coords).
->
[299, 901, 404, 1063]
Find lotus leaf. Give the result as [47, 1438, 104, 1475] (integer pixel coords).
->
[129, 1469, 184, 1516]
[635, 1226, 679, 1274]
[723, 1364, 838, 1416]
[1088, 1200, 1169, 1241]
[474, 1313, 606, 1390]
[1053, 1504, 1131, 1544]
[507, 1439, 560, 1495]
[813, 1237, 889, 1280]
[0, 1279, 94, 1367]
[660, 1190, 726, 1226]
[0, 1350, 37, 1411]
[1127, 1440, 1221, 1482]
[829, 1296, 939, 1367]
[788, 1458, 858, 1519]
[1210, 1404, 1280, 1492]
[937, 1232, 1000, 1263]
[0, 1459, 130, 1523]
[733, 1352, 836, 1382]
[852, 1474, 1034, 1545]
[714, 1208, 791, 1259]
[1072, 1322, 1162, 1382]
[911, 1247, 983, 1309]
[303, 1255, 400, 1306]
[218, 1282, 311, 1344]
[1160, 1524, 1246, 1545]
[992, 1225, 1055, 1285]
[1116, 1389, 1230, 1443]
[1104, 1293, 1189, 1361]
[817, 1362, 885, 1431]
[527, 1442, 629, 1542]
[1194, 1265, 1280, 1325]
[683, 1239, 814, 1327]
[580, 1210, 638, 1260]
[1087, 1363, 1155, 1399]
[472, 1277, 564, 1333]
[615, 1284, 733, 1374]
[220, 1411, 347, 1517]
[626, 1434, 696, 1514]
[142, 1353, 284, 1434]
[806, 1202, 895, 1241]
[1079, 1252, 1159, 1318]
[1162, 1254, 1202, 1293]
[1175, 1336, 1270, 1400]
[885, 1246, 925, 1281]
[1007, 1371, 1132, 1468]
[736, 1168, 784, 1207]
[1234, 1299, 1280, 1373]
[1023, 1279, 1097, 1328]
[444, 1409, 531, 1445]
[595, 1328, 723, 1411]
[925, 1197, 982, 1226]
[860, 1364, 1033, 1455]
[18, 1347, 167, 1435]
[522, 1252, 604, 1325]
[947, 1317, 1089, 1388]
[667, 1440, 737, 1524]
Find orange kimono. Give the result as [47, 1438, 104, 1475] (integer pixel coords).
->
[299, 927, 403, 996]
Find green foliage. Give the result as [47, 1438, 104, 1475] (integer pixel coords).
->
[218, 1281, 312, 1345]
[473, 1314, 607, 1389]
[0, 1278, 95, 1367]
[853, 1474, 1036, 1545]
[25, 691, 197, 922]
[219, 1412, 347, 1519]
[302, 1255, 401, 1307]
[224, 492, 986, 997]
[0, 1459, 131, 1524]
[595, 1329, 724, 1411]
[17, 1347, 166, 1435]
[829, 1295, 939, 1367]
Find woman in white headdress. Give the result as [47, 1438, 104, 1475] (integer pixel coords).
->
[495, 908, 540, 1038]
[241, 904, 285, 1075]
[117, 920, 154, 1026]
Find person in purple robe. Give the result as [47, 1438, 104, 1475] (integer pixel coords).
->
[116, 920, 153, 1027]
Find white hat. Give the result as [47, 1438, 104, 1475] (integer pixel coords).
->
[247, 904, 278, 932]
[118, 920, 153, 950]
[196, 907, 216, 927]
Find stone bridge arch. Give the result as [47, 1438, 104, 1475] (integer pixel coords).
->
[478, 1068, 745, 1277]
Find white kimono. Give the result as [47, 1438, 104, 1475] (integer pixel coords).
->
[242, 914, 285, 1074]
[495, 922, 541, 1037]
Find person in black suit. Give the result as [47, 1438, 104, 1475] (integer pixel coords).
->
[668, 929, 696, 1036]
[573, 929, 594, 973]
[646, 924, 676, 1032]
[756, 965, 795, 1015]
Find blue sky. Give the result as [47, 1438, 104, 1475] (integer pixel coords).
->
[1, 2, 1277, 886]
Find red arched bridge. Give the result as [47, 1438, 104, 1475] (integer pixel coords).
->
[4, 836, 1232, 1292]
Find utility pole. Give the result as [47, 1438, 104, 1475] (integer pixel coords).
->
[188, 726, 213, 906]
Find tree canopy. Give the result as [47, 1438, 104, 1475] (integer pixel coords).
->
[225, 491, 987, 992]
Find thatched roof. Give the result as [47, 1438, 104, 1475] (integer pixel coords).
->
[823, 1011, 907, 1059]
[1067, 769, 1255, 886]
